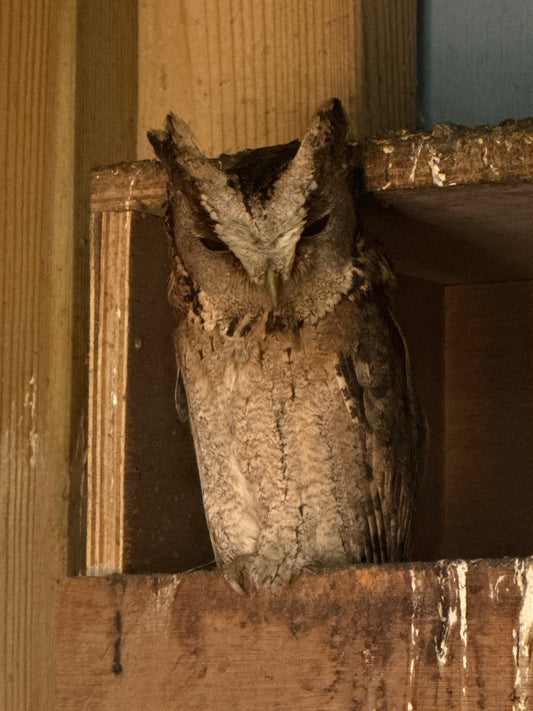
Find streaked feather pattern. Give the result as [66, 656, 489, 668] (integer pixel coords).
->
[149, 100, 425, 592]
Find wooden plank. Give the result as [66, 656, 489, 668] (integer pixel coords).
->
[444, 281, 533, 559]
[87, 212, 133, 575]
[137, 0, 417, 158]
[56, 559, 533, 709]
[0, 2, 76, 709]
[364, 118, 533, 190]
[92, 118, 533, 212]
[364, 181, 533, 284]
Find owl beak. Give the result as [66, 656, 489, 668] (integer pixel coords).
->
[265, 267, 282, 306]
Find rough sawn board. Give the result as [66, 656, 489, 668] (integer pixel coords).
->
[57, 558, 533, 710]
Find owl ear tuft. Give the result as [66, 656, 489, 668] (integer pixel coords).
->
[146, 127, 171, 159]
[277, 99, 349, 197]
[302, 98, 349, 156]
[148, 113, 207, 167]
[164, 112, 207, 162]
[148, 113, 228, 197]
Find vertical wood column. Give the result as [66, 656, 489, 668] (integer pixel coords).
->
[0, 2, 76, 709]
[137, 0, 417, 158]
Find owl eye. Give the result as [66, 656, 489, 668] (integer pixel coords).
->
[301, 213, 330, 238]
[199, 235, 230, 252]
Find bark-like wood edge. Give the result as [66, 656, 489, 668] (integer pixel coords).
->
[91, 119, 533, 214]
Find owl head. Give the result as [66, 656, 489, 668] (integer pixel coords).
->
[148, 99, 357, 324]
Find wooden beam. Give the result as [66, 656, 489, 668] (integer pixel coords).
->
[91, 119, 533, 214]
[56, 559, 533, 709]
[0, 2, 76, 709]
[137, 0, 417, 158]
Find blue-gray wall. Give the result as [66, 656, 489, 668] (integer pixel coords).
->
[417, 0, 533, 129]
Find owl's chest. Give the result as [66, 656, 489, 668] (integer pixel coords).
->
[177, 316, 347, 428]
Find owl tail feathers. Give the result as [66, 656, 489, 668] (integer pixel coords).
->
[222, 554, 299, 594]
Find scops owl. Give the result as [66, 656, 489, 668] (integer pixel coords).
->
[148, 99, 425, 593]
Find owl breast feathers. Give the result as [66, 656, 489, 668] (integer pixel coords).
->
[148, 99, 426, 593]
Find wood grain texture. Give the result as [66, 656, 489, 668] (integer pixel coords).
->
[137, 0, 416, 158]
[363, 118, 533, 191]
[444, 282, 533, 559]
[70, 0, 139, 577]
[87, 212, 132, 575]
[0, 2, 76, 709]
[93, 118, 533, 208]
[364, 181, 533, 284]
[57, 559, 533, 710]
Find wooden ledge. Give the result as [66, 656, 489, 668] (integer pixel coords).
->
[90, 119, 533, 215]
[57, 558, 533, 709]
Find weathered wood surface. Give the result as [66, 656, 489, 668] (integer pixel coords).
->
[57, 559, 533, 710]
[137, 0, 416, 158]
[91, 120, 533, 214]
[363, 118, 533, 190]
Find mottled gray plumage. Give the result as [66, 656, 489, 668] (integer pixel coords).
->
[148, 99, 425, 593]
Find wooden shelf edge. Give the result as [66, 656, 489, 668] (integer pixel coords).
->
[57, 557, 533, 710]
[90, 119, 533, 214]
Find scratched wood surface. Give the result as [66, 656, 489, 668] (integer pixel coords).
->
[91, 119, 533, 211]
[56, 559, 533, 710]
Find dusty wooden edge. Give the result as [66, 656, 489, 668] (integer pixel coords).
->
[87, 211, 132, 575]
[57, 557, 533, 710]
[90, 119, 533, 213]
[363, 118, 533, 190]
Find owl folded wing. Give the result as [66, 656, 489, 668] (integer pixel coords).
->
[334, 291, 426, 563]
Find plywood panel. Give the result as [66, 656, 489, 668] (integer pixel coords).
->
[0, 2, 76, 709]
[444, 281, 533, 558]
[57, 559, 533, 710]
[137, 0, 416, 157]
[87, 212, 132, 575]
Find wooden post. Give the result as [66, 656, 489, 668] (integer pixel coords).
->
[0, 3, 76, 709]
[137, 0, 417, 157]
[0, 1, 138, 708]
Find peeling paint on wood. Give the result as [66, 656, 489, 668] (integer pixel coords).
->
[57, 558, 533, 710]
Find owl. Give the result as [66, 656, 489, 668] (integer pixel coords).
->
[148, 99, 425, 593]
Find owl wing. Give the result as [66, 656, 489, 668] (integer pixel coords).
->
[174, 368, 189, 423]
[334, 244, 426, 563]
